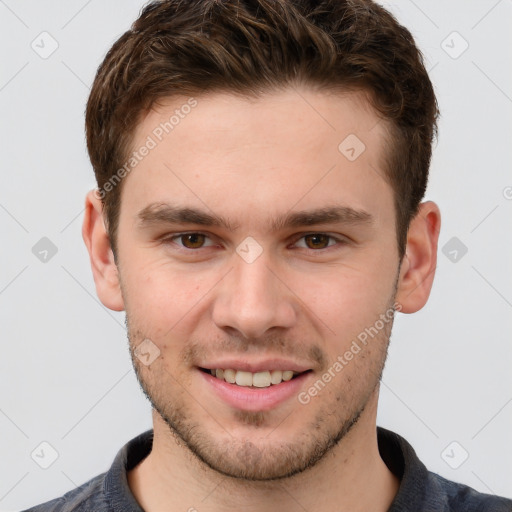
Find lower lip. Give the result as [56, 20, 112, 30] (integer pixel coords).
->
[199, 369, 311, 412]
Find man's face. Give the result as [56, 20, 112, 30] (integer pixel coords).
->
[115, 87, 401, 480]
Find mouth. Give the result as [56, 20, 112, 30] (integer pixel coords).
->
[199, 367, 311, 388]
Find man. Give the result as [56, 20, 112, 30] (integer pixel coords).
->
[24, 0, 512, 510]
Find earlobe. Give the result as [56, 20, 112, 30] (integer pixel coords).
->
[82, 189, 125, 312]
[395, 201, 441, 314]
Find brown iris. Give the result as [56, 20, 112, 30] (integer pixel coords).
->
[180, 233, 206, 249]
[304, 234, 331, 249]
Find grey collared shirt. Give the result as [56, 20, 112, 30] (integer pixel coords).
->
[22, 428, 512, 511]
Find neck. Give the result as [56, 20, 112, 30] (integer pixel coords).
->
[128, 392, 399, 512]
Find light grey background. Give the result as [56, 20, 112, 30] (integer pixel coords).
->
[1, 1, 511, 510]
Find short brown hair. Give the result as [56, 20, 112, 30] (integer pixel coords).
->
[85, 0, 438, 258]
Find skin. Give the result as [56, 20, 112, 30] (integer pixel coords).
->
[83, 86, 440, 511]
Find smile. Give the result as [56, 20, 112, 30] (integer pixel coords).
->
[201, 368, 305, 388]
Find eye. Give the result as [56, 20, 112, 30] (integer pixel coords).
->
[165, 232, 216, 250]
[294, 233, 341, 250]
[162, 232, 346, 253]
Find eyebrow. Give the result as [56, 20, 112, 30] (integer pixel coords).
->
[136, 203, 373, 232]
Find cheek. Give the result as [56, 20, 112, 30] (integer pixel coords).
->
[121, 258, 220, 333]
[295, 263, 397, 357]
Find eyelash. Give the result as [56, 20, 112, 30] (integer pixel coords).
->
[161, 232, 348, 254]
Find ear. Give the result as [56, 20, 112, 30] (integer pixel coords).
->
[82, 189, 125, 311]
[395, 201, 441, 314]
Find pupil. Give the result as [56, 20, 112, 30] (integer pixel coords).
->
[184, 234, 204, 248]
[306, 234, 328, 249]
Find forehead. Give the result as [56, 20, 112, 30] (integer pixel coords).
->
[138, 87, 387, 158]
[121, 87, 394, 230]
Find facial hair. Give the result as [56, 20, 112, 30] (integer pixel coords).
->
[126, 276, 400, 481]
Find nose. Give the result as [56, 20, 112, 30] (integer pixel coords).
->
[211, 252, 297, 339]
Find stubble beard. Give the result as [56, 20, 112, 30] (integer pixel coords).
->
[127, 309, 395, 482]
[120, 253, 401, 482]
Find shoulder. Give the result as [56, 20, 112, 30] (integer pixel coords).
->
[21, 430, 152, 512]
[377, 427, 512, 512]
[426, 471, 512, 512]
[21, 472, 107, 512]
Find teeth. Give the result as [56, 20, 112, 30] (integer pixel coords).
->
[223, 368, 236, 383]
[270, 370, 283, 384]
[235, 371, 253, 387]
[282, 370, 294, 381]
[252, 371, 271, 388]
[209, 368, 299, 387]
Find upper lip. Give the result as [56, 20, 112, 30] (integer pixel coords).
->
[198, 358, 312, 373]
